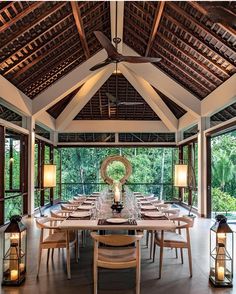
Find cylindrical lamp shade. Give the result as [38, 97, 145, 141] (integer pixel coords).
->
[174, 164, 188, 187]
[43, 164, 56, 187]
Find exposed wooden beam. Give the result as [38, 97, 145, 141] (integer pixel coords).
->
[145, 2, 165, 57]
[122, 44, 201, 117]
[189, 2, 236, 36]
[0, 2, 43, 33]
[32, 49, 108, 115]
[120, 64, 178, 131]
[110, 1, 124, 53]
[168, 2, 235, 57]
[63, 120, 169, 133]
[56, 65, 114, 131]
[70, 1, 90, 59]
[163, 12, 235, 68]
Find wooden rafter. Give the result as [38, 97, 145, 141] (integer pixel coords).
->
[0, 13, 73, 70]
[0, 2, 43, 33]
[159, 23, 230, 79]
[168, 2, 235, 56]
[0, 2, 66, 49]
[10, 31, 80, 80]
[71, 1, 90, 59]
[163, 13, 235, 69]
[145, 2, 165, 57]
[189, 2, 236, 36]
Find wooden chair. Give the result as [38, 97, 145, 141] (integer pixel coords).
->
[51, 209, 73, 218]
[61, 203, 80, 211]
[153, 216, 194, 278]
[91, 232, 143, 294]
[36, 217, 78, 279]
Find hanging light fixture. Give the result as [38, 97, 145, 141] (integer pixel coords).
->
[174, 164, 188, 187]
[43, 164, 56, 188]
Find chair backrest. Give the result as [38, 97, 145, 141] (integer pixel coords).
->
[61, 204, 79, 211]
[163, 208, 180, 219]
[154, 203, 170, 210]
[91, 232, 143, 246]
[36, 217, 64, 230]
[172, 216, 194, 229]
[51, 209, 72, 218]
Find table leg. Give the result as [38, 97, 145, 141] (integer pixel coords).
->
[66, 230, 71, 279]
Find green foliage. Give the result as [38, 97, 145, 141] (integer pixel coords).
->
[212, 187, 236, 213]
[107, 161, 126, 181]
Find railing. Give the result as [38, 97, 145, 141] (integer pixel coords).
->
[58, 182, 178, 202]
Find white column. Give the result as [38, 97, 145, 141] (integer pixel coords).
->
[198, 117, 210, 217]
[27, 116, 35, 216]
[51, 130, 58, 146]
[175, 131, 182, 144]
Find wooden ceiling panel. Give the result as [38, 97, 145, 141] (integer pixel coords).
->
[0, 1, 111, 99]
[74, 74, 160, 121]
[123, 1, 236, 100]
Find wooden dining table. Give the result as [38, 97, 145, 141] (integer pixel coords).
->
[59, 218, 176, 279]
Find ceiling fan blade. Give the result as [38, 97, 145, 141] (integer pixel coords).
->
[105, 92, 117, 103]
[89, 60, 113, 71]
[118, 102, 144, 106]
[122, 56, 162, 63]
[94, 31, 119, 58]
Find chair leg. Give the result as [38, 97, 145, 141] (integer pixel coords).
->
[150, 232, 154, 259]
[159, 230, 164, 279]
[175, 248, 178, 259]
[187, 245, 192, 277]
[136, 262, 141, 294]
[66, 231, 71, 279]
[75, 235, 79, 263]
[47, 249, 50, 265]
[94, 263, 98, 294]
[180, 248, 184, 264]
[146, 230, 149, 248]
[153, 242, 156, 263]
[37, 247, 42, 277]
[51, 248, 54, 260]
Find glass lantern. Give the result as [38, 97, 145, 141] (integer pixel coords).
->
[2, 215, 27, 286]
[209, 215, 233, 287]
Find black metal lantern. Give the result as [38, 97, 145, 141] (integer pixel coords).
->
[2, 215, 27, 286]
[209, 215, 233, 287]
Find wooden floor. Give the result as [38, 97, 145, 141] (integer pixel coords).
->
[0, 210, 235, 294]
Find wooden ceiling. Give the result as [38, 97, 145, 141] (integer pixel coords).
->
[0, 1, 111, 98]
[0, 1, 235, 124]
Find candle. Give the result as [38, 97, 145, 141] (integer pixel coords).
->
[217, 233, 226, 244]
[217, 266, 225, 281]
[10, 233, 19, 245]
[10, 270, 18, 281]
[114, 187, 120, 203]
[19, 263, 25, 272]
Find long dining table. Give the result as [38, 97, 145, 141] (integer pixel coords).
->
[59, 217, 176, 279]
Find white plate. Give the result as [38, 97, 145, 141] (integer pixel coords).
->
[141, 205, 156, 210]
[78, 205, 93, 210]
[144, 212, 164, 217]
[106, 218, 128, 224]
[70, 212, 91, 218]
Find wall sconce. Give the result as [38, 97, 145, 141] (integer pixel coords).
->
[43, 164, 56, 188]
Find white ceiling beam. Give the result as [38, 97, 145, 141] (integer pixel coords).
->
[56, 65, 114, 131]
[201, 73, 236, 116]
[32, 49, 108, 116]
[63, 120, 169, 133]
[178, 113, 198, 131]
[0, 75, 32, 115]
[122, 44, 201, 118]
[110, 1, 124, 53]
[36, 111, 56, 131]
[120, 64, 178, 131]
[58, 142, 176, 146]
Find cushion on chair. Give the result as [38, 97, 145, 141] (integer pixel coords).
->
[98, 248, 136, 262]
[155, 231, 186, 243]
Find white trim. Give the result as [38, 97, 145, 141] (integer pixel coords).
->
[36, 111, 56, 131]
[35, 134, 54, 145]
[201, 74, 236, 117]
[178, 113, 198, 131]
[110, 1, 124, 54]
[56, 65, 114, 131]
[57, 142, 177, 146]
[32, 49, 108, 115]
[204, 116, 236, 136]
[120, 64, 178, 131]
[122, 44, 201, 117]
[63, 120, 169, 133]
[177, 134, 198, 146]
[0, 118, 29, 134]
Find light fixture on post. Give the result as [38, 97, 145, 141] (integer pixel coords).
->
[174, 160, 197, 217]
[209, 215, 233, 287]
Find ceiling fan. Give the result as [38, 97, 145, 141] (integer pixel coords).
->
[105, 92, 143, 107]
[89, 31, 162, 71]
